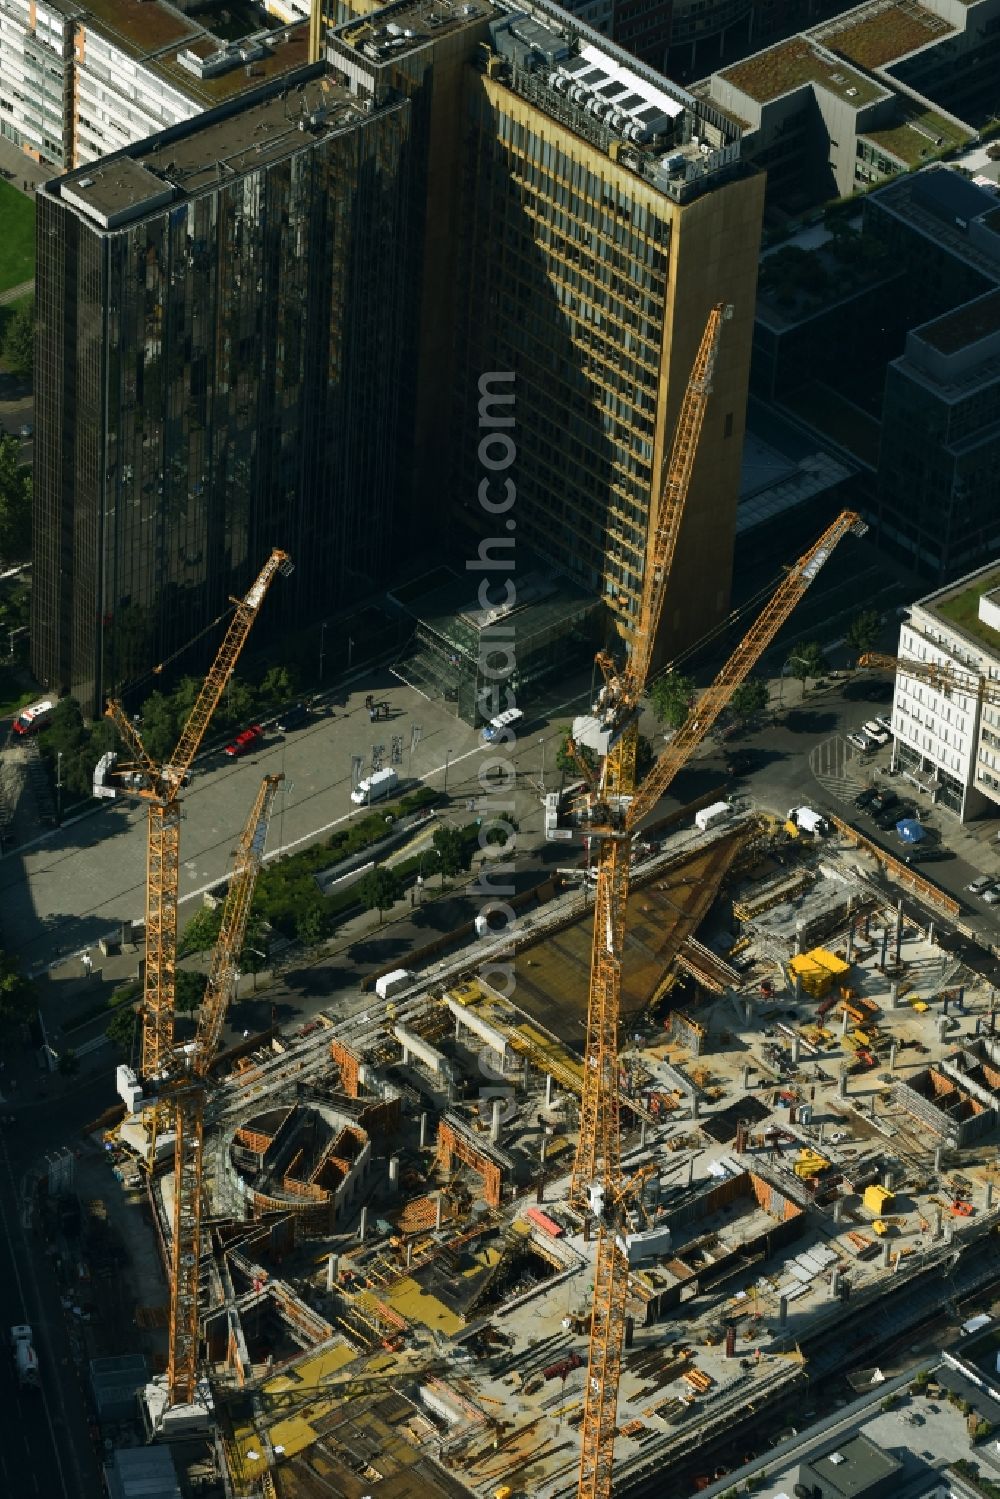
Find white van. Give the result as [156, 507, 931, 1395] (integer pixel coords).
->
[351, 767, 399, 805]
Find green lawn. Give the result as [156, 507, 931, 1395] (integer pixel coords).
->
[936, 567, 1000, 647]
[0, 181, 35, 294]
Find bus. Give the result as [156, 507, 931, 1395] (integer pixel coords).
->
[481, 707, 523, 744]
[12, 699, 55, 737]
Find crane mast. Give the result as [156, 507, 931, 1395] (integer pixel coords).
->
[168, 773, 284, 1407]
[574, 511, 865, 1499]
[104, 548, 292, 1082]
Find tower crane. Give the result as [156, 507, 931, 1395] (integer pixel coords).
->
[167, 772, 283, 1408]
[572, 501, 864, 1499]
[97, 548, 292, 1087]
[858, 652, 1000, 707]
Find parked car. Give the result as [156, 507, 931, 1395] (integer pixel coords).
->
[903, 848, 948, 865]
[276, 702, 309, 733]
[868, 789, 898, 818]
[983, 885, 1000, 906]
[18, 424, 32, 440]
[875, 803, 913, 831]
[968, 874, 994, 894]
[848, 730, 876, 752]
[862, 720, 891, 746]
[875, 716, 893, 735]
[224, 724, 263, 758]
[854, 787, 879, 811]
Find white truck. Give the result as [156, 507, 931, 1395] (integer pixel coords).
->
[787, 806, 830, 836]
[695, 801, 733, 833]
[351, 767, 399, 806]
[10, 1325, 39, 1390]
[375, 969, 414, 1000]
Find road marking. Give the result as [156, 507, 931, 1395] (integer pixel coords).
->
[809, 734, 871, 806]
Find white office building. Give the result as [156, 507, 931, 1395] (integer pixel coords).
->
[0, 0, 309, 169]
[892, 561, 1000, 822]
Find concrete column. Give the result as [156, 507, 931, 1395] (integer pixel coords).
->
[837, 1069, 847, 1099]
[690, 1094, 700, 1120]
[846, 924, 854, 963]
[794, 972, 804, 1003]
[934, 1144, 944, 1174]
[360, 1206, 368, 1243]
[987, 1183, 994, 1211]
[890, 983, 900, 1010]
[880, 930, 889, 968]
[389, 1154, 400, 1189]
[791, 1036, 801, 1066]
[419, 1113, 429, 1149]
[435, 1193, 443, 1231]
[540, 1135, 548, 1165]
[545, 1074, 554, 1108]
[975, 1019, 982, 1038]
[401, 1043, 410, 1065]
[688, 1156, 695, 1185]
[491, 1097, 503, 1146]
[455, 1014, 461, 1041]
[742, 1066, 752, 1093]
[795, 927, 804, 956]
[882, 1167, 894, 1191]
[894, 899, 903, 966]
[406, 1242, 413, 1267]
[882, 1239, 892, 1268]
[841, 1009, 850, 1038]
[927, 922, 935, 946]
[934, 1208, 943, 1240]
[829, 1269, 841, 1300]
[523, 1054, 530, 1089]
[744, 999, 753, 1025]
[817, 1122, 825, 1144]
[889, 1044, 898, 1072]
[640, 1119, 647, 1148]
[326, 1253, 339, 1290]
[943, 993, 949, 1016]
[833, 1197, 843, 1223]
[779, 1295, 788, 1326]
[938, 1017, 950, 1044]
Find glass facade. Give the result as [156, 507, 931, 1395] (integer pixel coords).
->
[452, 76, 673, 640]
[32, 93, 412, 714]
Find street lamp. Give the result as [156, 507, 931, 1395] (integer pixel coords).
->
[444, 748, 452, 795]
[539, 736, 545, 792]
[56, 751, 62, 825]
[245, 947, 266, 994]
[416, 850, 434, 903]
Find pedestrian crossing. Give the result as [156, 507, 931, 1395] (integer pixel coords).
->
[809, 734, 873, 806]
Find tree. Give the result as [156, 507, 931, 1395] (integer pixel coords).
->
[650, 671, 695, 730]
[259, 664, 299, 705]
[432, 824, 471, 879]
[555, 728, 596, 777]
[105, 1001, 139, 1054]
[3, 299, 34, 379]
[295, 904, 331, 945]
[174, 970, 207, 1014]
[0, 950, 34, 1034]
[178, 904, 223, 956]
[356, 866, 402, 922]
[729, 678, 768, 724]
[0, 433, 31, 561]
[785, 642, 829, 687]
[846, 609, 881, 658]
[636, 734, 654, 781]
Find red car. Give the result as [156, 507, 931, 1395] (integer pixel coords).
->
[224, 724, 263, 758]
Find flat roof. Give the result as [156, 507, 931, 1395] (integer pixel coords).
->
[917, 286, 1000, 354]
[820, 0, 953, 69]
[155, 24, 312, 107]
[55, 72, 374, 226]
[802, 1431, 904, 1497]
[861, 108, 971, 167]
[78, 0, 200, 59]
[920, 562, 1000, 652]
[720, 37, 886, 107]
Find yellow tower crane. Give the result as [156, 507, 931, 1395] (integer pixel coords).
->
[858, 652, 1000, 707]
[99, 548, 292, 1084]
[573, 508, 867, 1497]
[167, 772, 284, 1408]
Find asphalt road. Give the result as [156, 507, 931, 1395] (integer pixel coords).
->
[0, 1074, 106, 1499]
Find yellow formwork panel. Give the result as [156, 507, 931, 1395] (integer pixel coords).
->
[267, 1414, 320, 1459]
[387, 1276, 464, 1335]
[263, 1341, 356, 1396]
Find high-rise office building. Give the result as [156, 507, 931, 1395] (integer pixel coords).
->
[35, 0, 763, 710]
[32, 69, 412, 713]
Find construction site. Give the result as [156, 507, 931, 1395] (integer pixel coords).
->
[80, 796, 1000, 1499]
[65, 315, 1000, 1499]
